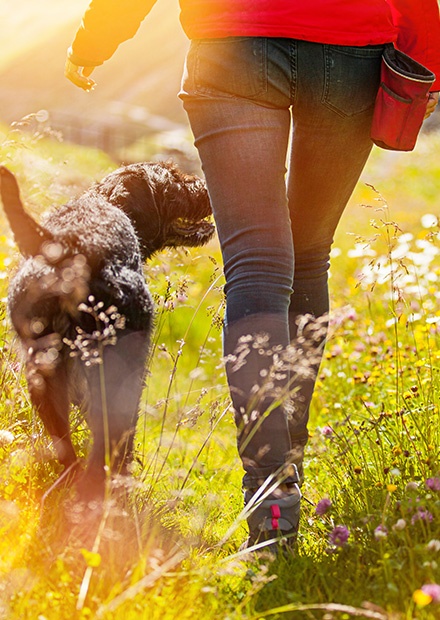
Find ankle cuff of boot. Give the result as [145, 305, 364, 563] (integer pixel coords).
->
[243, 463, 301, 490]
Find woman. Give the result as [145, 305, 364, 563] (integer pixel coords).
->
[65, 0, 440, 550]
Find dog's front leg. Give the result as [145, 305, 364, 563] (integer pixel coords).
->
[77, 329, 150, 500]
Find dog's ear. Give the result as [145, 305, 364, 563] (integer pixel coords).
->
[161, 162, 212, 222]
[152, 163, 214, 251]
[95, 168, 162, 258]
[0, 166, 54, 256]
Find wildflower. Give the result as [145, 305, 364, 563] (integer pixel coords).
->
[411, 507, 434, 525]
[405, 481, 418, 492]
[81, 549, 102, 568]
[425, 477, 440, 492]
[374, 525, 388, 540]
[315, 498, 332, 516]
[427, 540, 440, 552]
[0, 430, 15, 447]
[353, 373, 366, 384]
[392, 518, 407, 531]
[422, 584, 440, 604]
[387, 483, 397, 493]
[421, 213, 438, 229]
[329, 525, 350, 547]
[413, 589, 433, 607]
[0, 500, 20, 523]
[321, 425, 333, 437]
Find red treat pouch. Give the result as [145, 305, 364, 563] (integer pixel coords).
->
[371, 44, 435, 151]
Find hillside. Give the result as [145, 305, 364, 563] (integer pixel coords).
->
[2, 1, 439, 164]
[0, 0, 191, 161]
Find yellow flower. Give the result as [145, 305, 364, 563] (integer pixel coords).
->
[81, 549, 102, 568]
[387, 484, 397, 493]
[413, 589, 432, 607]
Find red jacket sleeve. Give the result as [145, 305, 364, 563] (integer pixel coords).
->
[387, 0, 440, 90]
[69, 0, 157, 66]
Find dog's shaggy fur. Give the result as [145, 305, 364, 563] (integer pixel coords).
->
[0, 162, 213, 498]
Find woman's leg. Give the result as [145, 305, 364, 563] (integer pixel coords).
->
[180, 38, 297, 489]
[286, 41, 384, 471]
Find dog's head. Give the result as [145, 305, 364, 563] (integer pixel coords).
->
[95, 161, 215, 260]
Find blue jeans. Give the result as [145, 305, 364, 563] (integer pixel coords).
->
[180, 38, 384, 487]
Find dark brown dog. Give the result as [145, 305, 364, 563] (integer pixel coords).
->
[0, 162, 213, 499]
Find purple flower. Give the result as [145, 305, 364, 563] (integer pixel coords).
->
[329, 525, 350, 547]
[411, 507, 434, 525]
[374, 525, 388, 540]
[426, 477, 440, 492]
[422, 584, 440, 604]
[315, 498, 332, 516]
[322, 426, 334, 437]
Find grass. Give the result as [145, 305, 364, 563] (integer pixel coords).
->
[1, 117, 440, 619]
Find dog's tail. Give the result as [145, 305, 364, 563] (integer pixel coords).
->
[0, 166, 54, 256]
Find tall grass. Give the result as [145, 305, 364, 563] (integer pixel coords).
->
[1, 117, 440, 619]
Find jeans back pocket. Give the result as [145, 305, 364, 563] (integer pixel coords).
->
[187, 37, 267, 100]
[323, 45, 384, 117]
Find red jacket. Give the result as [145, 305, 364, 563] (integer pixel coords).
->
[70, 0, 440, 90]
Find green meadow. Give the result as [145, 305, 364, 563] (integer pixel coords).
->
[1, 117, 440, 620]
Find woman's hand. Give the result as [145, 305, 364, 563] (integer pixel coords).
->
[425, 91, 439, 119]
[64, 59, 96, 91]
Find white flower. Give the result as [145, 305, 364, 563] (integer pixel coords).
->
[392, 519, 407, 532]
[421, 213, 438, 228]
[427, 539, 440, 552]
[405, 481, 419, 492]
[0, 430, 15, 447]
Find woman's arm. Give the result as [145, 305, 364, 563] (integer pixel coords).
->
[65, 0, 157, 89]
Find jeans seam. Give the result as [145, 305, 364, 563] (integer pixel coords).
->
[290, 40, 297, 103]
[261, 37, 268, 95]
[330, 44, 385, 58]
[322, 44, 330, 109]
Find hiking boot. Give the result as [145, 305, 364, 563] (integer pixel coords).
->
[242, 483, 301, 554]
